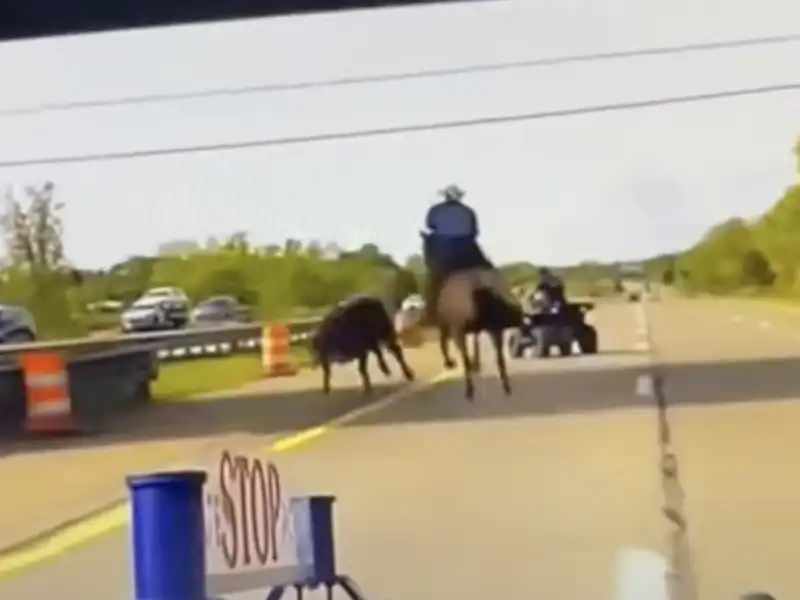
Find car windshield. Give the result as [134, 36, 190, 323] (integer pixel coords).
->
[131, 297, 164, 309]
[199, 298, 232, 308]
[145, 289, 175, 298]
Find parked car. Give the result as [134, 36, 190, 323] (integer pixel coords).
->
[0, 304, 36, 343]
[138, 287, 190, 328]
[190, 296, 251, 325]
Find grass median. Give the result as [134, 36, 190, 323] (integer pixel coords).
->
[152, 347, 314, 401]
[151, 325, 435, 401]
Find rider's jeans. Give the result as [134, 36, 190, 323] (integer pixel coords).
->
[429, 235, 476, 271]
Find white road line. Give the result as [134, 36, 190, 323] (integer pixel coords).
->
[758, 320, 772, 330]
[615, 548, 668, 600]
[635, 374, 654, 397]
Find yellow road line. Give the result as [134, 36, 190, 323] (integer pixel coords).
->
[0, 369, 453, 579]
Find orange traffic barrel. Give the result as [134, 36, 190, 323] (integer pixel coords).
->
[261, 324, 297, 377]
[20, 352, 77, 434]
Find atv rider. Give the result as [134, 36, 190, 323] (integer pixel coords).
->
[422, 184, 516, 315]
[534, 267, 566, 309]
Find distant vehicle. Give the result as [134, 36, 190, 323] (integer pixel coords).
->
[620, 262, 646, 277]
[0, 304, 36, 343]
[121, 292, 188, 333]
[190, 296, 250, 325]
[138, 287, 190, 327]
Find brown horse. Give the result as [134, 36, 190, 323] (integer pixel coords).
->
[421, 232, 522, 400]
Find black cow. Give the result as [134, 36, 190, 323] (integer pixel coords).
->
[311, 294, 415, 395]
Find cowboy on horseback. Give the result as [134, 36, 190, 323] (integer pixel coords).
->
[420, 184, 521, 399]
[424, 184, 482, 269]
[422, 184, 517, 316]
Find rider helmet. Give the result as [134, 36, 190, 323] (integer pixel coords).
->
[439, 184, 465, 202]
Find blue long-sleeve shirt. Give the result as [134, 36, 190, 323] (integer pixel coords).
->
[425, 201, 479, 238]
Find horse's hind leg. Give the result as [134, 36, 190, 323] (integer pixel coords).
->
[356, 352, 373, 395]
[387, 339, 415, 382]
[439, 324, 457, 370]
[490, 328, 512, 396]
[454, 330, 475, 400]
[470, 332, 482, 373]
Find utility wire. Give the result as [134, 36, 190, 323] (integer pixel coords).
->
[1, 32, 800, 117]
[1, 80, 797, 168]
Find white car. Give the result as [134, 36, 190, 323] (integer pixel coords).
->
[121, 287, 190, 332]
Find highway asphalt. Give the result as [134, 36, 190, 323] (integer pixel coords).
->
[1, 297, 799, 600]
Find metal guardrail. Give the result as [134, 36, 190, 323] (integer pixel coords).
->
[0, 317, 322, 362]
[155, 323, 317, 362]
[0, 317, 324, 431]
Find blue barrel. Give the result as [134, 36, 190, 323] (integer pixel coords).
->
[126, 470, 208, 600]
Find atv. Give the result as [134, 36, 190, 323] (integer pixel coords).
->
[508, 301, 598, 358]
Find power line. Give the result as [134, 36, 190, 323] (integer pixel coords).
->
[1, 80, 798, 168]
[2, 32, 800, 117]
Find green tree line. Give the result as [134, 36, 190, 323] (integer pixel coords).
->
[0, 181, 663, 340]
[669, 139, 800, 295]
[0, 183, 435, 338]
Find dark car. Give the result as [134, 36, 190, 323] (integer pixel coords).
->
[190, 296, 250, 325]
[0, 304, 36, 343]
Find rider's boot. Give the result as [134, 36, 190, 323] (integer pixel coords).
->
[423, 270, 441, 324]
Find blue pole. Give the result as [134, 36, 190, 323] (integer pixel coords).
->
[307, 496, 337, 584]
[126, 470, 208, 600]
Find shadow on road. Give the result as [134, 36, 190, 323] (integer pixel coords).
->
[0, 382, 401, 458]
[3, 354, 800, 456]
[350, 355, 800, 428]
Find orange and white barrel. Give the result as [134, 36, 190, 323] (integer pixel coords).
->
[20, 352, 77, 434]
[261, 324, 298, 377]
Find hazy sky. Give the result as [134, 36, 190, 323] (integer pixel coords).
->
[0, 0, 798, 269]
